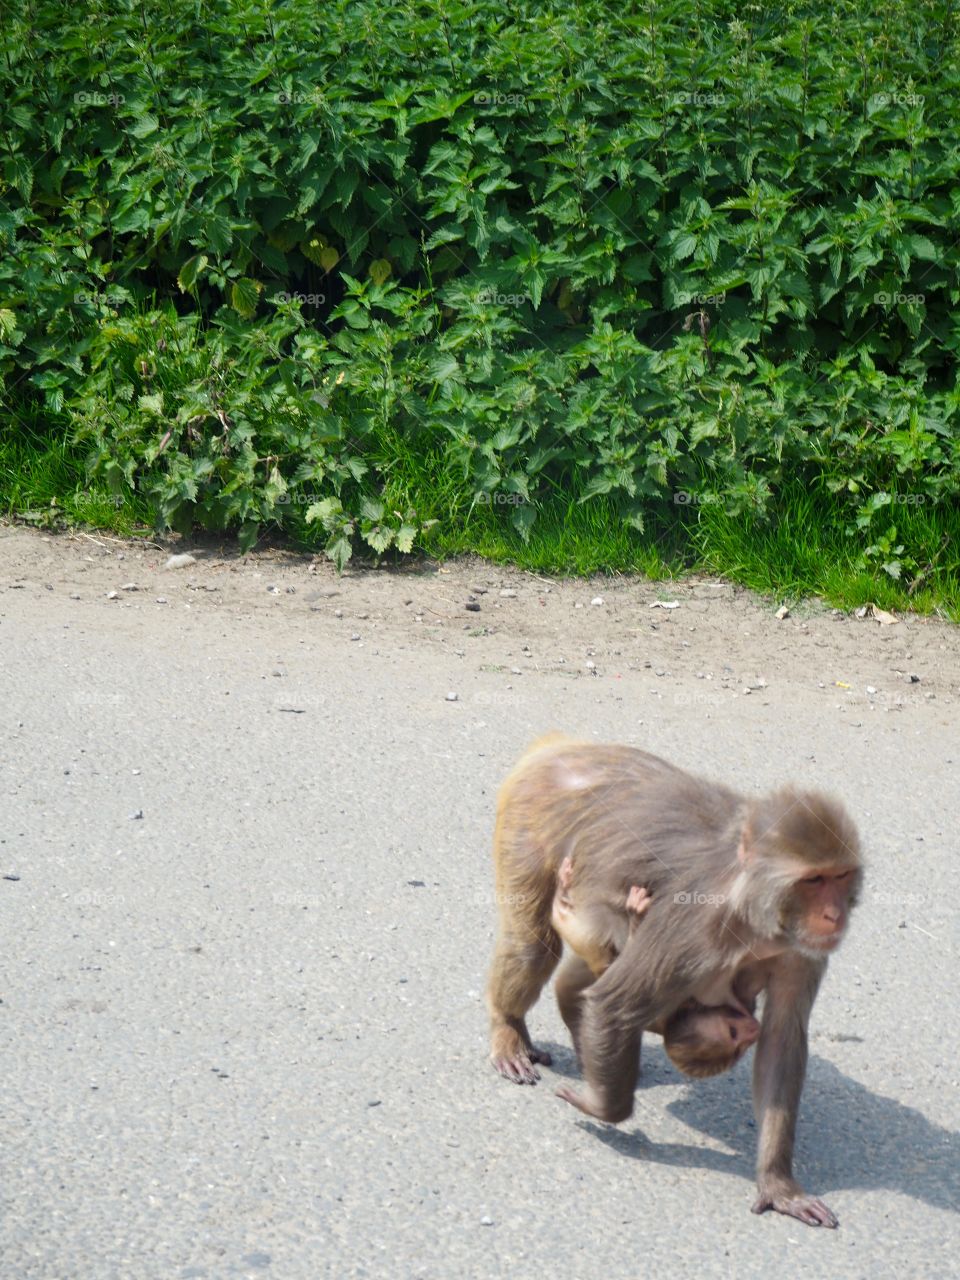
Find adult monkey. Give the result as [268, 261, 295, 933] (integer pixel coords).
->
[486, 735, 863, 1228]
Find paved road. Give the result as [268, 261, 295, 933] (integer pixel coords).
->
[1, 532, 957, 1278]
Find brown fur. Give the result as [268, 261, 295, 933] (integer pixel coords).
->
[486, 735, 863, 1228]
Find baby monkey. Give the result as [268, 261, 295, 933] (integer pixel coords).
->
[552, 858, 760, 1078]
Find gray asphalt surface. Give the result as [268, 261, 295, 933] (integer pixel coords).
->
[1, 531, 958, 1279]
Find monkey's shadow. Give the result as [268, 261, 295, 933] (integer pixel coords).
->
[538, 1039, 959, 1217]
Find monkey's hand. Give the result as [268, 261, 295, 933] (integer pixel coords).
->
[752, 1180, 838, 1229]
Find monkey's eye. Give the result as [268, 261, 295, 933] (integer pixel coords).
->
[802, 875, 825, 885]
[836, 870, 852, 880]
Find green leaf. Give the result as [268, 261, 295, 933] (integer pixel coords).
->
[238, 522, 260, 554]
[326, 534, 353, 572]
[177, 254, 208, 292]
[230, 278, 262, 319]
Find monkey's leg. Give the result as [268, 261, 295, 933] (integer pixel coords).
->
[488, 924, 562, 1085]
[554, 953, 597, 1063]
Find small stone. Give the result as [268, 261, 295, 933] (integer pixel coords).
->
[465, 602, 481, 612]
[446, 692, 459, 701]
[129, 810, 144, 820]
[164, 553, 196, 569]
[511, 667, 521, 675]
[351, 633, 360, 641]
[866, 686, 877, 695]
[585, 660, 596, 670]
[906, 673, 920, 684]
[106, 590, 118, 600]
[775, 604, 790, 620]
[591, 597, 604, 607]
[119, 583, 138, 592]
[480, 1216, 494, 1227]
[155, 597, 167, 604]
[499, 589, 517, 598]
[334, 609, 343, 618]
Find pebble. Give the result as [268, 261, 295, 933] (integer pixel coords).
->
[465, 601, 481, 612]
[446, 692, 459, 701]
[480, 1216, 494, 1227]
[866, 686, 877, 695]
[499, 589, 517, 598]
[511, 667, 521, 675]
[106, 590, 118, 600]
[155, 597, 167, 604]
[350, 633, 360, 641]
[591, 597, 604, 606]
[164, 553, 196, 569]
[119, 583, 138, 592]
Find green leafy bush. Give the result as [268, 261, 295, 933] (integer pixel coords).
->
[2, 0, 959, 570]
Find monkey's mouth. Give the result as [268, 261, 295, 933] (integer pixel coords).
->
[804, 931, 844, 952]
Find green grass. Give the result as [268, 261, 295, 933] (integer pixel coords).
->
[0, 412, 152, 535]
[2, 417, 957, 619]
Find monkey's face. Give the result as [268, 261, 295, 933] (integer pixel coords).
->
[783, 865, 861, 954]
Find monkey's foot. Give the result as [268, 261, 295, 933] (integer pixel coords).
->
[556, 1083, 632, 1124]
[490, 1030, 551, 1084]
[626, 885, 652, 917]
[752, 1187, 838, 1229]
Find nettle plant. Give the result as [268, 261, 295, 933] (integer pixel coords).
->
[2, 0, 960, 568]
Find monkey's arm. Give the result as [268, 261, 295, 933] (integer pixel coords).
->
[751, 952, 835, 1227]
[556, 930, 700, 1124]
